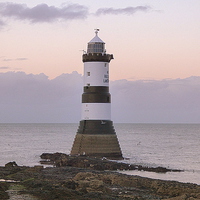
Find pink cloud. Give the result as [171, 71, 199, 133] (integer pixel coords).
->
[0, 2, 88, 23]
[95, 6, 151, 16]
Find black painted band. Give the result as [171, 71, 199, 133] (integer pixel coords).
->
[82, 86, 111, 103]
[77, 120, 116, 135]
[84, 86, 109, 93]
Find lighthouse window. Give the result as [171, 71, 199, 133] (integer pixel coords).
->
[87, 43, 105, 53]
[87, 72, 90, 76]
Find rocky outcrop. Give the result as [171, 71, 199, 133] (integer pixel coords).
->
[4, 161, 18, 168]
[73, 172, 200, 199]
[0, 155, 199, 200]
[40, 152, 182, 173]
[0, 163, 200, 200]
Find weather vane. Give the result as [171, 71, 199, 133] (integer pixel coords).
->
[94, 28, 100, 35]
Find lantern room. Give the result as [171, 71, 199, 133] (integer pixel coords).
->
[87, 29, 105, 54]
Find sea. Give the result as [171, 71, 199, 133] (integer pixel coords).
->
[0, 123, 200, 185]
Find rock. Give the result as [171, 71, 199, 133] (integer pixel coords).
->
[73, 172, 106, 193]
[1, 153, 199, 200]
[162, 194, 188, 200]
[24, 166, 43, 172]
[5, 161, 18, 168]
[0, 182, 9, 200]
[40, 153, 182, 173]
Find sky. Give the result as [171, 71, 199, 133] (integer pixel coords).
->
[0, 1, 200, 123]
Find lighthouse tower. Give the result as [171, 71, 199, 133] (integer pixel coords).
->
[70, 29, 122, 159]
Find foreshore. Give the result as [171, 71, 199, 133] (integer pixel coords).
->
[0, 153, 200, 200]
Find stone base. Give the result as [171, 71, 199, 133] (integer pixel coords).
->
[70, 133, 123, 159]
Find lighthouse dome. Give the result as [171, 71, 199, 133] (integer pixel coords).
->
[87, 29, 105, 54]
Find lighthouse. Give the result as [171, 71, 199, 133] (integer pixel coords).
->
[70, 29, 122, 159]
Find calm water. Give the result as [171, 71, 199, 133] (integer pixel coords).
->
[0, 123, 200, 185]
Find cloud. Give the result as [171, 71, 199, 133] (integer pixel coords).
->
[95, 6, 151, 16]
[0, 71, 82, 123]
[16, 58, 28, 61]
[3, 57, 28, 61]
[0, 3, 153, 27]
[111, 77, 200, 123]
[0, 66, 9, 69]
[0, 2, 88, 23]
[0, 19, 5, 28]
[1, 71, 200, 123]
[3, 58, 13, 61]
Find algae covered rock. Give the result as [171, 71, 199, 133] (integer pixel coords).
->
[0, 182, 9, 200]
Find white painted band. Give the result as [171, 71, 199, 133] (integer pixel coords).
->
[81, 103, 111, 120]
[84, 62, 109, 87]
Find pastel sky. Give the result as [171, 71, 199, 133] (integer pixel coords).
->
[0, 1, 200, 123]
[0, 0, 200, 81]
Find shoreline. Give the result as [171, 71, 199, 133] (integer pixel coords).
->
[0, 154, 200, 200]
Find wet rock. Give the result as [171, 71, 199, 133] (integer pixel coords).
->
[5, 161, 18, 168]
[0, 182, 9, 200]
[0, 163, 200, 200]
[72, 172, 200, 199]
[40, 153, 182, 173]
[1, 153, 199, 200]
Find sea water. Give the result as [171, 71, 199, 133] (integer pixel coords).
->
[0, 123, 200, 185]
